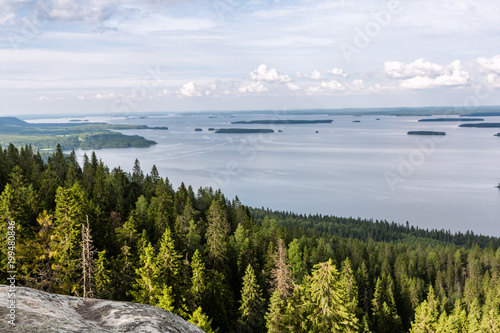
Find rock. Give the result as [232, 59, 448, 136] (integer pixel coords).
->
[0, 285, 204, 333]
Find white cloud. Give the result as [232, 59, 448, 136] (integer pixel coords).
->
[399, 60, 469, 89]
[36, 96, 62, 102]
[349, 79, 364, 90]
[250, 64, 292, 83]
[326, 68, 348, 78]
[296, 70, 326, 80]
[239, 81, 268, 93]
[93, 93, 118, 100]
[179, 81, 203, 97]
[77, 95, 85, 100]
[306, 80, 344, 94]
[286, 82, 300, 91]
[384, 58, 444, 79]
[476, 54, 500, 74]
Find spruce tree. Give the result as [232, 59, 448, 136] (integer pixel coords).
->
[239, 264, 265, 333]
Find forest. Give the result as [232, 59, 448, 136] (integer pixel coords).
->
[0, 143, 499, 332]
[0, 117, 158, 151]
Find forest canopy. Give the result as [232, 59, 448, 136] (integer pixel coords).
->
[0, 143, 499, 332]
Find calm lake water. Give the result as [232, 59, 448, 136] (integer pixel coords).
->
[39, 113, 500, 237]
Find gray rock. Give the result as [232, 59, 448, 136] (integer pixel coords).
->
[0, 285, 204, 333]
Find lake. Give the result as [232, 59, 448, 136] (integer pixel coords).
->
[45, 112, 500, 237]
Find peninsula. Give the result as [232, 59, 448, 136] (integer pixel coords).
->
[0, 117, 161, 150]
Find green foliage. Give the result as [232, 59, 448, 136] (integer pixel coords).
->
[239, 264, 265, 332]
[1, 146, 499, 333]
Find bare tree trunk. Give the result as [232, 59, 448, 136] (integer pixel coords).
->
[82, 215, 95, 298]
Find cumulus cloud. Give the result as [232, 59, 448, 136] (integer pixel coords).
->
[179, 81, 203, 97]
[476, 55, 500, 74]
[384, 58, 444, 79]
[250, 64, 292, 83]
[383, 58, 470, 90]
[326, 68, 348, 78]
[239, 81, 268, 93]
[93, 92, 118, 100]
[296, 70, 326, 80]
[306, 79, 344, 94]
[399, 60, 469, 89]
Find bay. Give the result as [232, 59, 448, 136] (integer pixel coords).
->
[49, 113, 500, 237]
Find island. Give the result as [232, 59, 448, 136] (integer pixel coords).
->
[495, 133, 500, 137]
[0, 116, 159, 150]
[459, 123, 500, 128]
[407, 131, 446, 136]
[460, 112, 500, 117]
[230, 119, 332, 125]
[215, 128, 274, 134]
[352, 120, 361, 123]
[208, 128, 215, 131]
[418, 118, 484, 122]
[195, 128, 203, 131]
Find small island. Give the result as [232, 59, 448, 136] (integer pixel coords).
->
[195, 128, 203, 132]
[459, 123, 500, 128]
[418, 118, 484, 122]
[230, 119, 332, 125]
[215, 128, 274, 134]
[407, 131, 446, 136]
[495, 133, 500, 137]
[208, 128, 215, 131]
[352, 120, 360, 123]
[148, 126, 169, 130]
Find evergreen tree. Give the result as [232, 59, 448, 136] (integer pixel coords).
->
[307, 259, 358, 332]
[205, 200, 230, 271]
[52, 183, 90, 295]
[239, 264, 265, 333]
[266, 289, 287, 333]
[410, 285, 439, 333]
[189, 306, 216, 333]
[94, 250, 112, 299]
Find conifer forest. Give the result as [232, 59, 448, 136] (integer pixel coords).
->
[1, 143, 500, 332]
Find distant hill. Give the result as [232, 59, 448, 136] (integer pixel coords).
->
[0, 117, 30, 126]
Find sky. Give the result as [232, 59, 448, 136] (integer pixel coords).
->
[1, 0, 500, 116]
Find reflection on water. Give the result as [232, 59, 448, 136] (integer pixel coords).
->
[56, 113, 500, 236]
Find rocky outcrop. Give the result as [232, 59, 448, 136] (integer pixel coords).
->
[0, 285, 204, 333]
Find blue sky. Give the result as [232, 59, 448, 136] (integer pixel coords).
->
[1, 0, 500, 115]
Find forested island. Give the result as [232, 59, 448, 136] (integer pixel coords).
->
[0, 117, 162, 151]
[1, 144, 499, 332]
[418, 118, 484, 122]
[230, 119, 333, 125]
[459, 123, 500, 128]
[407, 131, 446, 136]
[215, 128, 274, 134]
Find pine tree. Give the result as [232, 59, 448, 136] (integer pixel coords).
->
[239, 264, 265, 333]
